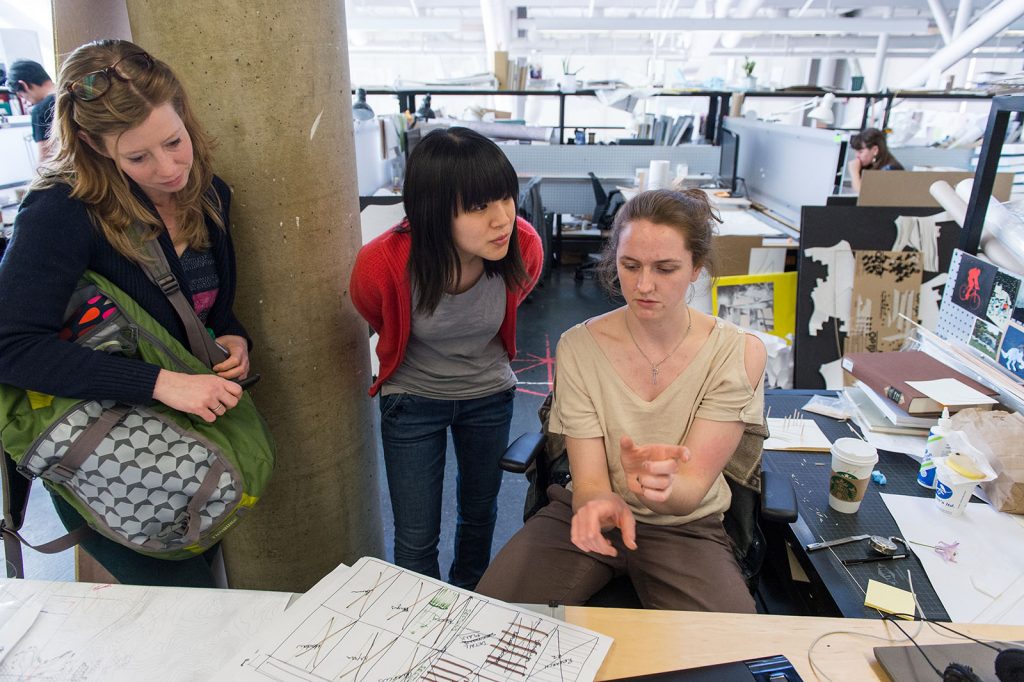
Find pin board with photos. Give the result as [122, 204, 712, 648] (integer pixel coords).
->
[793, 206, 962, 389]
[937, 249, 1024, 383]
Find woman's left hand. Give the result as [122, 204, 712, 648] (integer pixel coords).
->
[212, 334, 249, 379]
[620, 435, 689, 503]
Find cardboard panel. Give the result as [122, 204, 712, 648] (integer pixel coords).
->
[859, 170, 1014, 207]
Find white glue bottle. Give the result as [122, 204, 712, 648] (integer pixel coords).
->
[918, 407, 951, 488]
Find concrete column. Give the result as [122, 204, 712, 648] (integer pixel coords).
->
[51, 0, 131, 62]
[126, 0, 383, 591]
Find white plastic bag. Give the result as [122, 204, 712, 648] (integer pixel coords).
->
[950, 408, 1024, 514]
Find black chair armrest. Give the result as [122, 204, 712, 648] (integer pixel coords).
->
[500, 432, 546, 474]
[760, 468, 797, 523]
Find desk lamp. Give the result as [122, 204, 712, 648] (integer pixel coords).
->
[769, 92, 836, 127]
[352, 88, 375, 121]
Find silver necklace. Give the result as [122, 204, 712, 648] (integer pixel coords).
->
[624, 308, 693, 385]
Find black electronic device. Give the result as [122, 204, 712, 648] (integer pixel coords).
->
[606, 654, 803, 681]
[717, 128, 740, 196]
[875, 641, 1024, 682]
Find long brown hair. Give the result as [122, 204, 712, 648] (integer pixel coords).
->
[850, 127, 903, 171]
[34, 39, 221, 262]
[597, 187, 721, 297]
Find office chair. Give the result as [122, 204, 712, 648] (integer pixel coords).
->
[499, 394, 797, 609]
[518, 176, 551, 284]
[575, 173, 625, 281]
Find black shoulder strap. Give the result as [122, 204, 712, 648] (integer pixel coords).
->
[136, 227, 229, 369]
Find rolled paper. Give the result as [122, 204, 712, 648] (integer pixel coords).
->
[929, 180, 967, 227]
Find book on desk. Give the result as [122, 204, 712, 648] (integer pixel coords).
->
[842, 350, 998, 417]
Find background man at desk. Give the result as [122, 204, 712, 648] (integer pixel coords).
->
[7, 59, 56, 165]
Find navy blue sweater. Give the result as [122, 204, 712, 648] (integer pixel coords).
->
[0, 176, 247, 404]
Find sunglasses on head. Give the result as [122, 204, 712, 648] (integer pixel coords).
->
[66, 52, 155, 102]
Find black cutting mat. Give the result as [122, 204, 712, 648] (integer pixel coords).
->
[762, 392, 950, 621]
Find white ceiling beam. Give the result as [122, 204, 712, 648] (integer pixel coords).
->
[926, 0, 955, 42]
[902, 0, 1024, 86]
[529, 16, 932, 32]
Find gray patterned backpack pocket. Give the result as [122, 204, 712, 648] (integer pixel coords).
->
[18, 399, 242, 553]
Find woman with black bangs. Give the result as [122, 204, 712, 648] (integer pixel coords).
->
[350, 127, 543, 589]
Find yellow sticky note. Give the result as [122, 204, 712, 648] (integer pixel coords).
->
[864, 579, 916, 620]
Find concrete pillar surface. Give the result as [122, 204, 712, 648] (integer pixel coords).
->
[52, 0, 131, 63]
[126, 0, 383, 592]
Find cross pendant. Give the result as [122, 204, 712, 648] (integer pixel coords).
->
[651, 367, 659, 385]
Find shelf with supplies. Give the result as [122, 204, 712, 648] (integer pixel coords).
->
[358, 87, 735, 145]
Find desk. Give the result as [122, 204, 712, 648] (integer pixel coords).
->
[761, 390, 952, 621]
[5, 577, 1024, 682]
[569, 607, 1024, 681]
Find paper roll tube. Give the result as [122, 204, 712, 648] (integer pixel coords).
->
[648, 160, 671, 190]
[954, 178, 1024, 272]
[929, 181, 968, 227]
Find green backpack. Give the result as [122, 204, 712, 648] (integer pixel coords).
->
[0, 270, 275, 573]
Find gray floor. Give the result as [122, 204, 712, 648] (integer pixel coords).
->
[2, 265, 617, 584]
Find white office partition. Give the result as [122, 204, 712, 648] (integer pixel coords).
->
[503, 144, 720, 214]
[723, 118, 843, 225]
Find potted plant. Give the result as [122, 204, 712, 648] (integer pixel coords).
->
[560, 57, 582, 94]
[742, 57, 757, 90]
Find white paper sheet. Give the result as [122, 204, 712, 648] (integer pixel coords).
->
[764, 418, 833, 451]
[0, 579, 291, 681]
[905, 378, 999, 407]
[219, 556, 613, 681]
[880, 494, 1024, 625]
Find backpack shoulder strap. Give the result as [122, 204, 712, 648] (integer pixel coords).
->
[1, 448, 92, 578]
[136, 227, 229, 369]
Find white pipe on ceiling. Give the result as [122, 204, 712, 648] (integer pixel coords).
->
[925, 0, 955, 43]
[901, 0, 1024, 86]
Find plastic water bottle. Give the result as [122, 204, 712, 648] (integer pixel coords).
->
[918, 407, 951, 488]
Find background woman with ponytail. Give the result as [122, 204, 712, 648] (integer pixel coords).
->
[848, 127, 904, 192]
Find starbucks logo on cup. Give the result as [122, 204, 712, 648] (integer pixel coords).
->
[936, 482, 953, 499]
[830, 471, 859, 501]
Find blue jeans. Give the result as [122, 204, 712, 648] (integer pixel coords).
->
[379, 387, 515, 589]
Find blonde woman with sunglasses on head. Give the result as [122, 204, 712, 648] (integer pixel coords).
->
[0, 40, 251, 586]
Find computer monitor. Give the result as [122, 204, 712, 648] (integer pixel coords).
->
[718, 128, 740, 196]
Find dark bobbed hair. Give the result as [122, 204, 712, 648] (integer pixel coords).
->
[401, 126, 529, 315]
[7, 59, 52, 90]
[850, 127, 902, 171]
[597, 187, 721, 298]
[36, 39, 221, 262]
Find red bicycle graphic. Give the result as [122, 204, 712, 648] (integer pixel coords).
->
[958, 267, 982, 309]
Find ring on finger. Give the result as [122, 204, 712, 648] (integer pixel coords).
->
[213, 404, 224, 414]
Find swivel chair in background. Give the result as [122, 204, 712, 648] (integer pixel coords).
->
[574, 172, 625, 281]
[499, 394, 797, 611]
[518, 176, 552, 284]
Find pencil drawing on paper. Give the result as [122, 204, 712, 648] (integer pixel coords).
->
[237, 557, 611, 681]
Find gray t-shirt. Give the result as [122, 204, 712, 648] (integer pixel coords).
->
[383, 273, 515, 399]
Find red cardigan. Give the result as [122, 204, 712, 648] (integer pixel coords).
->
[349, 216, 543, 396]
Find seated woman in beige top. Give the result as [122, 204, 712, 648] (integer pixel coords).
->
[476, 188, 767, 612]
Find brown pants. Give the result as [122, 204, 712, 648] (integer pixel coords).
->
[477, 485, 756, 613]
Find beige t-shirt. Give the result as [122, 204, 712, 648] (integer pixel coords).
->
[549, 317, 765, 526]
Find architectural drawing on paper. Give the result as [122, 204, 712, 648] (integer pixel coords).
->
[234, 557, 611, 681]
